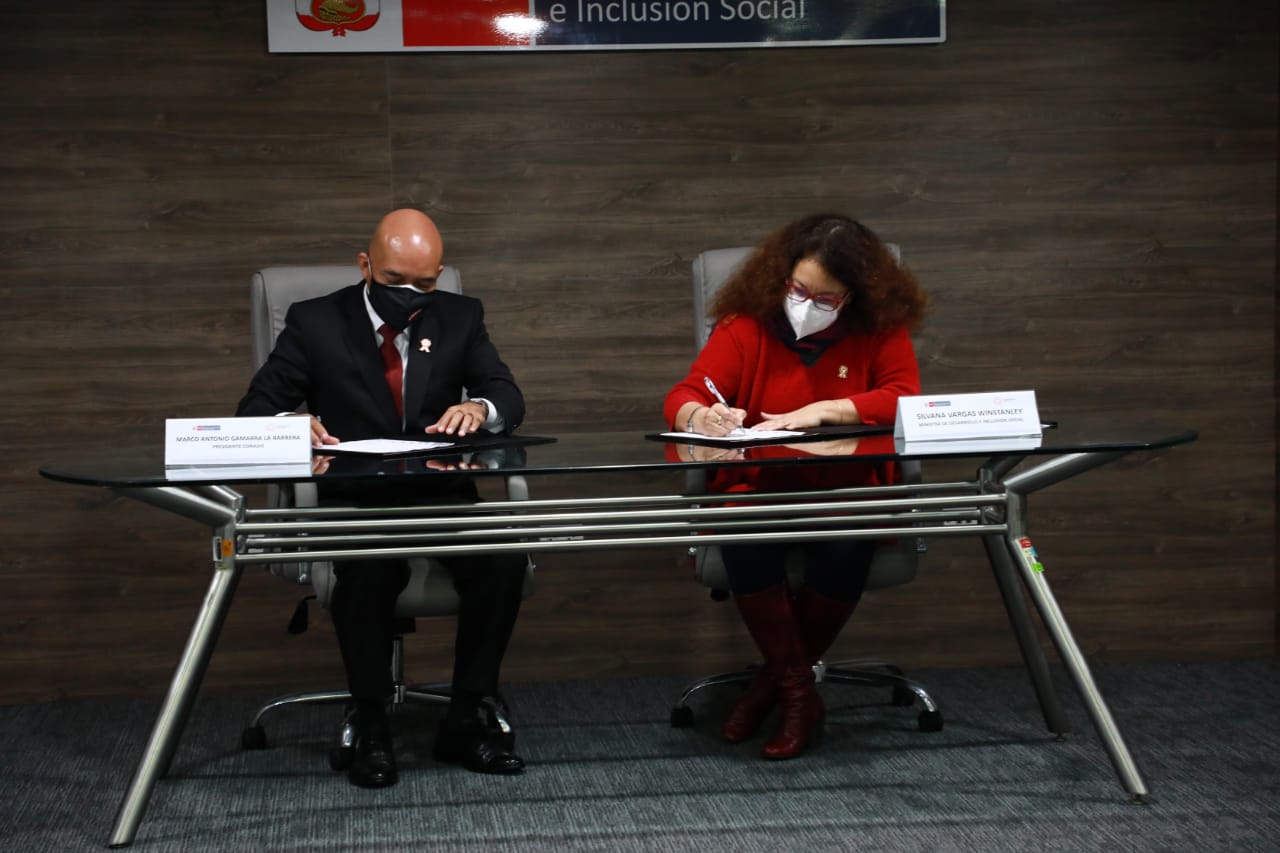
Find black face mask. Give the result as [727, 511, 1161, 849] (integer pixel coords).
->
[367, 279, 433, 332]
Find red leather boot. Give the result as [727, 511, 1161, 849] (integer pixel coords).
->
[762, 663, 824, 760]
[729, 586, 823, 759]
[793, 587, 859, 664]
[720, 667, 777, 744]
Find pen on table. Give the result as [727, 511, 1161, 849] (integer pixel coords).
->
[703, 377, 744, 431]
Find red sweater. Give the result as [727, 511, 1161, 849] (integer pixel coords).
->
[663, 314, 920, 493]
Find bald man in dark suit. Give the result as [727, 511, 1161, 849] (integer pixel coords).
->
[238, 209, 527, 787]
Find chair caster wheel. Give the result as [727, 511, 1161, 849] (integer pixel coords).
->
[329, 746, 354, 771]
[670, 706, 695, 728]
[241, 726, 268, 750]
[891, 685, 916, 707]
[918, 709, 944, 733]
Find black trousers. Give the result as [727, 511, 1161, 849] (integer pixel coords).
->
[320, 477, 526, 708]
[720, 538, 878, 601]
[329, 553, 526, 706]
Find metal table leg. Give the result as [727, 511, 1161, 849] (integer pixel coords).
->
[995, 449, 1147, 798]
[1004, 532, 1148, 800]
[982, 534, 1072, 735]
[108, 560, 242, 847]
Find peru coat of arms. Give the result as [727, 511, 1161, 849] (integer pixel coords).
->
[295, 1, 381, 36]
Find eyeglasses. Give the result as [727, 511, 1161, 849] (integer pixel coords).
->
[785, 278, 846, 312]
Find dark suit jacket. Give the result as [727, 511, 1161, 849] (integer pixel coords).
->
[237, 282, 524, 441]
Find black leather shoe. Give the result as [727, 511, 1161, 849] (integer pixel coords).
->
[478, 694, 516, 751]
[434, 719, 525, 775]
[348, 712, 398, 789]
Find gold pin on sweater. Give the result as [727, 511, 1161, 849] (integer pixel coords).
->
[838, 365, 848, 379]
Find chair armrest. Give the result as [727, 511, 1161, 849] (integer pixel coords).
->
[294, 482, 319, 507]
[896, 459, 928, 555]
[260, 481, 320, 585]
[504, 474, 529, 502]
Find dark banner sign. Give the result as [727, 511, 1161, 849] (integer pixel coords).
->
[268, 1, 945, 52]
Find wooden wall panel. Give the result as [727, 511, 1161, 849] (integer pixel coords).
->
[0, 0, 1273, 703]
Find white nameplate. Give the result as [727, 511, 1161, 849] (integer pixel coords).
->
[894, 390, 1041, 443]
[165, 462, 316, 481]
[164, 417, 311, 467]
[894, 435, 1045, 456]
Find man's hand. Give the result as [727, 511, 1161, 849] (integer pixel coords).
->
[424, 458, 486, 471]
[305, 414, 340, 448]
[426, 400, 488, 437]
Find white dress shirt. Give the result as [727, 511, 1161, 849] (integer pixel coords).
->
[361, 286, 504, 432]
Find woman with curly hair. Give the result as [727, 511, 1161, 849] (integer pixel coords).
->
[664, 213, 928, 760]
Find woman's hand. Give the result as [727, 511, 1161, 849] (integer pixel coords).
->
[676, 400, 747, 436]
[675, 443, 746, 463]
[757, 399, 858, 431]
[782, 438, 861, 456]
[699, 402, 747, 436]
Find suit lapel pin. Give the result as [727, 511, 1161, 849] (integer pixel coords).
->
[838, 365, 848, 379]
[419, 338, 432, 353]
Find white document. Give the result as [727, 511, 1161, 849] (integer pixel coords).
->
[165, 417, 311, 467]
[895, 391, 1041, 444]
[661, 428, 805, 443]
[327, 439, 454, 455]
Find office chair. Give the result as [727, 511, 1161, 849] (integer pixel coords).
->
[239, 264, 533, 767]
[670, 246, 942, 733]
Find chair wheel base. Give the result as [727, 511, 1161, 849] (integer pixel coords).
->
[918, 709, 944, 732]
[670, 706, 695, 728]
[241, 725, 268, 750]
[891, 684, 916, 707]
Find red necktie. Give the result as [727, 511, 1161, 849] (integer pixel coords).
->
[377, 323, 404, 419]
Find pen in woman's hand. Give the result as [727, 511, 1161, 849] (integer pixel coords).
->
[702, 376, 729, 407]
[703, 377, 745, 431]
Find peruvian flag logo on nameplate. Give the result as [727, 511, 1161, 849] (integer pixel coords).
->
[295, 0, 380, 37]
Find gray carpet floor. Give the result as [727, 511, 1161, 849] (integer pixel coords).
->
[2, 660, 1277, 852]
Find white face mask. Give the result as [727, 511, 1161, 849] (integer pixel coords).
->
[784, 297, 839, 339]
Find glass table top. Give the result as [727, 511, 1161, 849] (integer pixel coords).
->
[40, 419, 1197, 489]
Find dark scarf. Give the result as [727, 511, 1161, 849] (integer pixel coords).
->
[769, 310, 844, 366]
